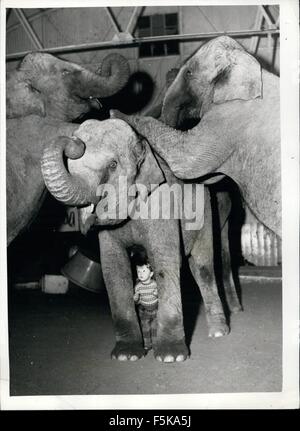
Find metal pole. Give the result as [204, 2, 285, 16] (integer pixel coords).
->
[259, 5, 275, 27]
[178, 6, 184, 63]
[250, 7, 263, 54]
[6, 9, 11, 22]
[6, 28, 280, 61]
[7, 8, 57, 33]
[14, 9, 43, 50]
[259, 6, 275, 49]
[105, 7, 122, 34]
[125, 6, 142, 34]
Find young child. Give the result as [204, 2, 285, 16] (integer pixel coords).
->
[134, 263, 158, 351]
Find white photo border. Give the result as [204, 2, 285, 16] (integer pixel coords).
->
[0, 0, 299, 410]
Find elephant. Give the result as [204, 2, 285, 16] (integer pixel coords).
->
[41, 118, 242, 362]
[110, 35, 281, 238]
[6, 51, 130, 245]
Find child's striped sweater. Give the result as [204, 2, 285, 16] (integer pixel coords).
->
[134, 279, 158, 309]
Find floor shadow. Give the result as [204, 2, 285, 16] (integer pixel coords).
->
[180, 256, 202, 348]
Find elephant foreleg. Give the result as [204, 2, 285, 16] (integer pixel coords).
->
[99, 231, 144, 361]
[151, 261, 189, 363]
[145, 222, 189, 363]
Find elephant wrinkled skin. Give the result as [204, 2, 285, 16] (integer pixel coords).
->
[41, 119, 241, 362]
[111, 36, 281, 238]
[7, 52, 130, 244]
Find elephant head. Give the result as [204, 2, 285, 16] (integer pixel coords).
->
[41, 119, 165, 225]
[6, 52, 130, 121]
[162, 35, 262, 128]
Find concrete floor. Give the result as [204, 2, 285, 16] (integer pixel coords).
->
[8, 278, 282, 396]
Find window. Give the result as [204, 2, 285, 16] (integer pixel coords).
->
[137, 13, 179, 58]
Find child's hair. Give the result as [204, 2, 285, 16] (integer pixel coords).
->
[137, 262, 153, 272]
[129, 245, 154, 281]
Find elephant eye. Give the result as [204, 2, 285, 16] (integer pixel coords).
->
[62, 69, 71, 76]
[109, 160, 118, 170]
[186, 69, 193, 77]
[28, 83, 41, 94]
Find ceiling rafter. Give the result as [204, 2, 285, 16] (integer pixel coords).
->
[7, 8, 56, 33]
[6, 29, 279, 62]
[6, 6, 280, 62]
[250, 5, 279, 54]
[105, 6, 144, 41]
[13, 9, 44, 49]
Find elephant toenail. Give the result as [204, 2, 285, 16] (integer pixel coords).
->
[214, 331, 224, 338]
[163, 355, 175, 363]
[118, 355, 128, 361]
[130, 355, 138, 361]
[176, 355, 185, 362]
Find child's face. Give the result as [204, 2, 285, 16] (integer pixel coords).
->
[137, 265, 152, 282]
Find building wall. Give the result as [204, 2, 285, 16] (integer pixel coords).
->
[6, 6, 281, 265]
[6, 5, 280, 112]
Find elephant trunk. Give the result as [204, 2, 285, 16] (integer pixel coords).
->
[75, 53, 130, 99]
[41, 136, 93, 206]
[161, 72, 189, 127]
[161, 92, 181, 127]
[162, 74, 201, 130]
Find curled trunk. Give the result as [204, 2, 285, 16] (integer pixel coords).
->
[76, 53, 130, 99]
[162, 82, 201, 131]
[41, 136, 93, 206]
[161, 92, 181, 127]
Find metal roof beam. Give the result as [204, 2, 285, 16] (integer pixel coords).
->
[13, 9, 43, 49]
[105, 7, 122, 35]
[6, 28, 280, 62]
[125, 6, 144, 34]
[259, 5, 277, 28]
[7, 9, 57, 33]
[6, 9, 12, 22]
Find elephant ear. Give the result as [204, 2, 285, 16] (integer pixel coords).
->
[212, 45, 262, 104]
[133, 138, 166, 198]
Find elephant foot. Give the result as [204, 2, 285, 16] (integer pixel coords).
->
[111, 341, 145, 361]
[229, 303, 243, 314]
[143, 337, 152, 351]
[225, 294, 243, 314]
[154, 340, 189, 363]
[207, 315, 230, 338]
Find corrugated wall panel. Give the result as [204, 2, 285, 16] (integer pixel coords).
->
[181, 6, 258, 58]
[241, 207, 281, 266]
[242, 223, 281, 266]
[6, 27, 36, 54]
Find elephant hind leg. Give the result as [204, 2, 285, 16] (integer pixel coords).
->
[188, 254, 229, 338]
[189, 194, 229, 338]
[221, 221, 243, 313]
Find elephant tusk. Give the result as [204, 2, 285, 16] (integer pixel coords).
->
[86, 203, 95, 213]
[89, 96, 103, 109]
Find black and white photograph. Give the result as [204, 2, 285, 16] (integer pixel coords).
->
[0, 0, 299, 410]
